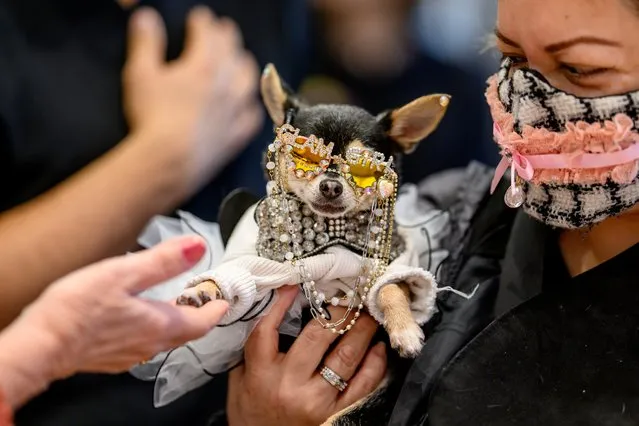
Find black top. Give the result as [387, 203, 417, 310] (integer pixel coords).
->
[428, 238, 639, 425]
[0, 0, 309, 220]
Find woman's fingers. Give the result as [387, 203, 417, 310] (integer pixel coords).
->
[316, 312, 378, 391]
[283, 307, 348, 380]
[244, 286, 299, 367]
[336, 342, 387, 410]
[117, 236, 207, 294]
[171, 300, 230, 341]
[126, 7, 167, 74]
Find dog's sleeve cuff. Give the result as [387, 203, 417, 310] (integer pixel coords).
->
[366, 264, 438, 326]
[186, 264, 257, 326]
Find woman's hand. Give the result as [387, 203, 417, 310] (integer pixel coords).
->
[227, 287, 387, 426]
[123, 6, 263, 197]
[0, 236, 228, 408]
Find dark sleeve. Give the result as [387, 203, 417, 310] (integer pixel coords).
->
[0, 7, 19, 212]
[388, 179, 517, 426]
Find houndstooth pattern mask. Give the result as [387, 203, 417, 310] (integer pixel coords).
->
[492, 58, 639, 229]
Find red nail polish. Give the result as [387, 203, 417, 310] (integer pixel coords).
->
[182, 238, 206, 264]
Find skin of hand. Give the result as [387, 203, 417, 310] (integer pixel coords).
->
[123, 6, 264, 193]
[0, 236, 229, 409]
[227, 286, 387, 426]
[0, 5, 262, 328]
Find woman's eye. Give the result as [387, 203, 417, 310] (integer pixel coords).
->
[560, 64, 608, 79]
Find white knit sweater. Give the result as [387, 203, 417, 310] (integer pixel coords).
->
[186, 203, 439, 327]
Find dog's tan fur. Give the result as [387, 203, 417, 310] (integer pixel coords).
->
[378, 283, 424, 357]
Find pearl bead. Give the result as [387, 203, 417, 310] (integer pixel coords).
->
[339, 330, 345, 335]
[331, 297, 340, 306]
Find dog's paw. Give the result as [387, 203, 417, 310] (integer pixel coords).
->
[389, 322, 425, 358]
[176, 287, 212, 308]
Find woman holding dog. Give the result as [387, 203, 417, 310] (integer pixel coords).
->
[227, 0, 639, 424]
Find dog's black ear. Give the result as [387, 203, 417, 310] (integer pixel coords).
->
[260, 63, 302, 126]
[377, 94, 451, 154]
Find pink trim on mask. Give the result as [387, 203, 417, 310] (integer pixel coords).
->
[486, 77, 639, 190]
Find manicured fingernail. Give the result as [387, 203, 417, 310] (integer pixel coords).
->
[373, 342, 386, 356]
[182, 237, 206, 264]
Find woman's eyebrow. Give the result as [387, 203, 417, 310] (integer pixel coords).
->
[544, 36, 621, 53]
[494, 29, 621, 54]
[494, 28, 520, 48]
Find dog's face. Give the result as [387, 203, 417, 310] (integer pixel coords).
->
[261, 64, 450, 218]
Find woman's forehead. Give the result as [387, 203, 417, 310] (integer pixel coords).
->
[497, 0, 636, 45]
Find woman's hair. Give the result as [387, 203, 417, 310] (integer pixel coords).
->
[626, 0, 639, 13]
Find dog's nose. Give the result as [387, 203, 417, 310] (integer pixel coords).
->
[319, 179, 343, 199]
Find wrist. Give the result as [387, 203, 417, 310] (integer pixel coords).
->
[116, 130, 193, 209]
[0, 318, 64, 409]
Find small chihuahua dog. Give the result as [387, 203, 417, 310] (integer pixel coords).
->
[177, 64, 450, 424]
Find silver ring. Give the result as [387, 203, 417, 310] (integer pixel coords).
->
[319, 365, 348, 392]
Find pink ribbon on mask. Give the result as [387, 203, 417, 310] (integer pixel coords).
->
[490, 122, 639, 194]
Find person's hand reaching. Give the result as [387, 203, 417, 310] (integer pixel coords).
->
[227, 286, 387, 426]
[0, 236, 229, 408]
[123, 6, 263, 197]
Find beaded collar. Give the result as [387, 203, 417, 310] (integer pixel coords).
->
[255, 194, 406, 263]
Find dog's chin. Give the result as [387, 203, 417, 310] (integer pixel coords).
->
[308, 201, 351, 218]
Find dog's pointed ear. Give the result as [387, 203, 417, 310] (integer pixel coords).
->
[377, 94, 451, 154]
[260, 63, 302, 126]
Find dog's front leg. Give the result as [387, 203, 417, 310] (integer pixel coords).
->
[176, 280, 224, 307]
[377, 283, 424, 358]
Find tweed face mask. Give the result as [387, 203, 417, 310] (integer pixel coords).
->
[486, 57, 639, 229]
